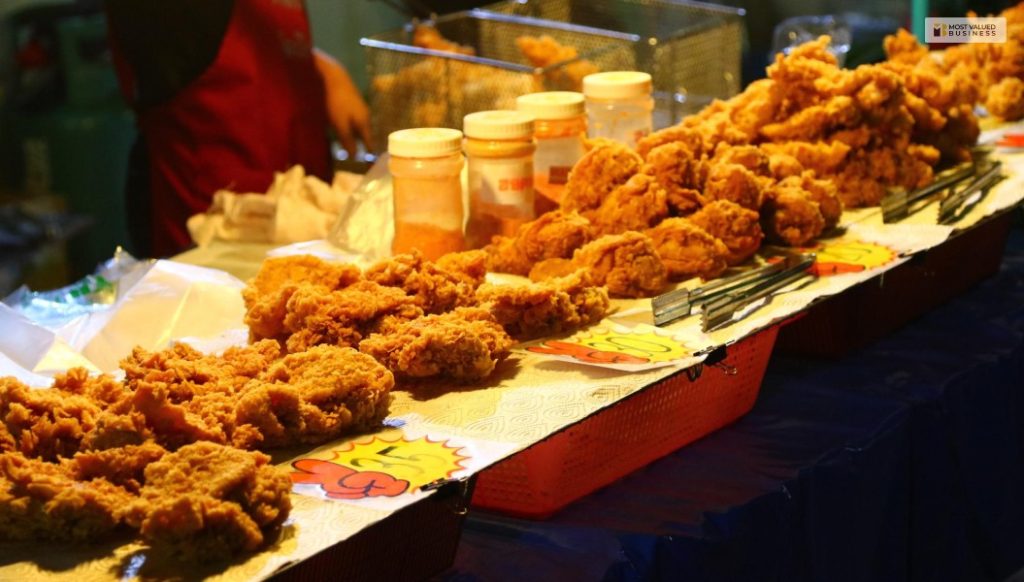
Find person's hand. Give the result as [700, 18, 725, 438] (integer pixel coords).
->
[313, 48, 374, 158]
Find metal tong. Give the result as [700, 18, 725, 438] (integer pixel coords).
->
[701, 254, 816, 332]
[938, 160, 1004, 224]
[881, 162, 977, 223]
[652, 254, 816, 330]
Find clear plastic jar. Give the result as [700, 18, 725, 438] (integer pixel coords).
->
[388, 128, 466, 260]
[463, 110, 536, 249]
[583, 71, 654, 149]
[516, 91, 587, 215]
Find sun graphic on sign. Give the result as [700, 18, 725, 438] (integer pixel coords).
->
[802, 241, 897, 276]
[291, 435, 471, 500]
[528, 326, 690, 364]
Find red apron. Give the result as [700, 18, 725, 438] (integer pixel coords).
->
[131, 0, 330, 256]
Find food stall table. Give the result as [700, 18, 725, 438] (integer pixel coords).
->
[438, 221, 1024, 582]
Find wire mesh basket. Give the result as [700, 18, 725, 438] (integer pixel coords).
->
[361, 9, 637, 153]
[485, 0, 746, 121]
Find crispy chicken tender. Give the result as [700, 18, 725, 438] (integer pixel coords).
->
[777, 172, 843, 229]
[476, 271, 610, 340]
[562, 141, 643, 213]
[0, 451, 134, 542]
[65, 443, 168, 493]
[643, 142, 708, 216]
[589, 172, 669, 235]
[761, 185, 826, 246]
[365, 250, 481, 314]
[1, 375, 105, 460]
[359, 307, 514, 383]
[436, 249, 489, 288]
[275, 281, 423, 353]
[986, 77, 1024, 120]
[242, 256, 361, 340]
[637, 125, 707, 159]
[688, 200, 765, 265]
[484, 210, 594, 276]
[645, 218, 730, 280]
[125, 442, 292, 562]
[702, 162, 765, 211]
[572, 232, 668, 298]
[233, 345, 394, 449]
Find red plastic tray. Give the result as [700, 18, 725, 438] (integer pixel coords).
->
[776, 210, 1014, 357]
[471, 325, 779, 519]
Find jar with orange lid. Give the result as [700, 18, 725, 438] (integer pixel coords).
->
[516, 91, 587, 215]
[463, 110, 536, 248]
[583, 71, 654, 149]
[388, 128, 466, 260]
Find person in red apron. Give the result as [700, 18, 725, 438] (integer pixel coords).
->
[105, 0, 370, 257]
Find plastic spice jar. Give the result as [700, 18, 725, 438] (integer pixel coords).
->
[463, 110, 536, 248]
[516, 91, 587, 215]
[388, 127, 466, 260]
[583, 71, 654, 149]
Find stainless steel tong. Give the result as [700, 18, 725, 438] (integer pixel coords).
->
[653, 253, 816, 331]
[938, 160, 1004, 224]
[881, 162, 977, 223]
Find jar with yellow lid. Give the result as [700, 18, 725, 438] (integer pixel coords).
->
[516, 91, 586, 215]
[583, 71, 654, 149]
[388, 128, 466, 260]
[463, 110, 536, 248]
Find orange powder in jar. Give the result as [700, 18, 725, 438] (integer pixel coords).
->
[463, 110, 536, 248]
[517, 91, 587, 215]
[388, 128, 466, 260]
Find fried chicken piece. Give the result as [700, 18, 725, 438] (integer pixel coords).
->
[359, 307, 514, 383]
[688, 200, 765, 265]
[643, 142, 707, 216]
[572, 232, 668, 298]
[761, 185, 826, 246]
[515, 35, 598, 90]
[49, 368, 152, 451]
[65, 443, 168, 493]
[528, 258, 579, 282]
[436, 249, 489, 287]
[712, 144, 772, 176]
[413, 25, 475, 55]
[277, 281, 423, 353]
[242, 255, 361, 325]
[768, 153, 805, 180]
[233, 345, 394, 449]
[884, 28, 929, 65]
[484, 210, 595, 276]
[562, 141, 643, 213]
[702, 162, 765, 211]
[126, 442, 292, 562]
[637, 125, 707, 159]
[760, 141, 851, 177]
[645, 218, 730, 280]
[760, 95, 862, 141]
[365, 250, 480, 314]
[1, 375, 104, 460]
[986, 77, 1024, 120]
[476, 271, 610, 340]
[0, 451, 134, 542]
[777, 172, 843, 229]
[589, 173, 669, 235]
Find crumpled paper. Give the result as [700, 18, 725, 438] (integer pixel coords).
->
[0, 260, 247, 382]
[187, 166, 362, 246]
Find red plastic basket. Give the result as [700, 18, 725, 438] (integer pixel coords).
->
[471, 325, 779, 519]
[776, 210, 1014, 357]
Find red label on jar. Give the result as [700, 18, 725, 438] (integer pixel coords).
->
[549, 166, 571, 185]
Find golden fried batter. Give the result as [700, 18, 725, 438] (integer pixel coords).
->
[986, 77, 1024, 120]
[643, 142, 708, 216]
[484, 210, 594, 276]
[126, 442, 292, 562]
[589, 173, 669, 235]
[761, 185, 826, 246]
[702, 162, 765, 211]
[359, 307, 514, 383]
[572, 232, 668, 298]
[645, 218, 730, 280]
[562, 141, 643, 213]
[689, 200, 765, 265]
[476, 271, 610, 340]
[365, 250, 480, 314]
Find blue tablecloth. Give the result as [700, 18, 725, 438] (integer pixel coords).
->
[442, 217, 1024, 582]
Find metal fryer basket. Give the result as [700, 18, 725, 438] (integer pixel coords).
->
[361, 9, 636, 153]
[485, 0, 746, 118]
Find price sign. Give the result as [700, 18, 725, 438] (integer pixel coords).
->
[805, 240, 897, 276]
[526, 326, 696, 371]
[291, 436, 469, 501]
